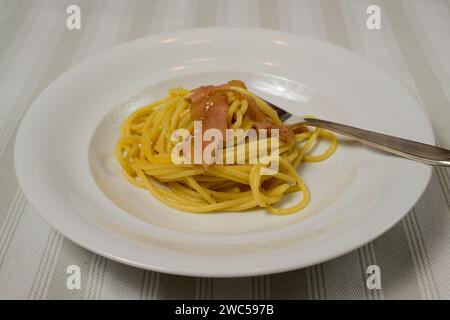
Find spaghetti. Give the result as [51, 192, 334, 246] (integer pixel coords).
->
[115, 81, 338, 214]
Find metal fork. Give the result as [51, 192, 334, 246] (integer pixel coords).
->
[261, 98, 450, 166]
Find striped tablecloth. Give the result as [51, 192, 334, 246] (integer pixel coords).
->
[1, 0, 449, 300]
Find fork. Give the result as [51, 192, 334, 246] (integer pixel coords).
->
[261, 98, 450, 166]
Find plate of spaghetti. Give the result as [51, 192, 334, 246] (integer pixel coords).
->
[15, 28, 434, 277]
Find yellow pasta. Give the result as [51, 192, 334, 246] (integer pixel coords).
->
[115, 84, 338, 214]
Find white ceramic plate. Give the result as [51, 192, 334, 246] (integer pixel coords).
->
[15, 28, 434, 277]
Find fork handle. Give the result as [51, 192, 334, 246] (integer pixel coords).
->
[299, 117, 450, 166]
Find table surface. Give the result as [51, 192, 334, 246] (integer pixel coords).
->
[1, 0, 449, 300]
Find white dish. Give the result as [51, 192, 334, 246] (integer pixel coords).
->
[14, 28, 434, 277]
